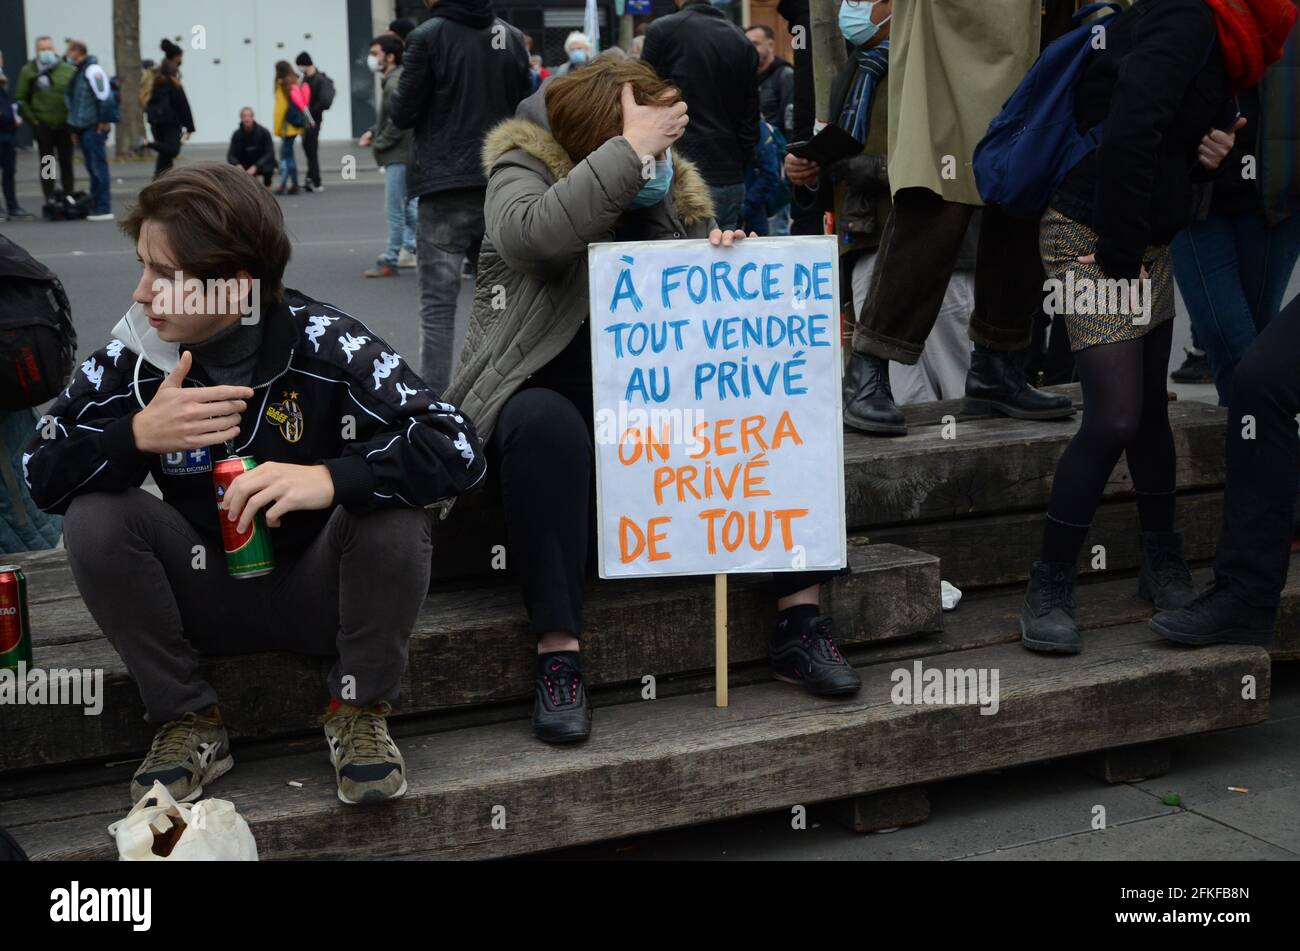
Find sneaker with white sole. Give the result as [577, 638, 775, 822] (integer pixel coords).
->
[323, 700, 408, 805]
[129, 707, 233, 804]
[86, 212, 116, 222]
[396, 248, 417, 268]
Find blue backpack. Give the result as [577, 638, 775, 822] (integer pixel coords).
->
[972, 2, 1125, 221]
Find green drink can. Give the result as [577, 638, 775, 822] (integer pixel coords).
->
[0, 564, 32, 671]
[213, 455, 276, 578]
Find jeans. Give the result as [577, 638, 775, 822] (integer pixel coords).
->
[62, 489, 432, 722]
[380, 163, 418, 267]
[709, 182, 746, 231]
[279, 136, 298, 188]
[77, 126, 110, 215]
[1171, 211, 1300, 405]
[0, 132, 16, 212]
[1214, 294, 1300, 611]
[416, 187, 485, 395]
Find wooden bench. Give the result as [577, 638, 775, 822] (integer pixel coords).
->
[5, 392, 1289, 860]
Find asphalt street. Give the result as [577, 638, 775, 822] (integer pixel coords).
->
[1, 141, 473, 377]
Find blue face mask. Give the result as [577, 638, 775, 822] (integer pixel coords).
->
[568, 49, 588, 65]
[38, 50, 60, 67]
[838, 1, 890, 48]
[631, 151, 674, 209]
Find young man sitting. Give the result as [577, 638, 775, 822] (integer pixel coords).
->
[25, 163, 486, 805]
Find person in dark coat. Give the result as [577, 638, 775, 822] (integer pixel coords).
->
[146, 60, 195, 179]
[641, 0, 760, 229]
[388, 0, 531, 396]
[226, 107, 276, 186]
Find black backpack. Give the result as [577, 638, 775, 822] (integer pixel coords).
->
[0, 235, 77, 410]
[316, 72, 336, 111]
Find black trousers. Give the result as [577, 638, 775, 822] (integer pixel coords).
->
[302, 122, 321, 186]
[490, 386, 835, 638]
[150, 123, 182, 178]
[63, 489, 432, 722]
[853, 188, 1043, 363]
[1214, 294, 1300, 611]
[32, 122, 75, 197]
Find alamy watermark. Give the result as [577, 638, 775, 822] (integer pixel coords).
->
[0, 662, 103, 715]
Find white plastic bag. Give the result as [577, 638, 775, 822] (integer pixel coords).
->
[941, 579, 963, 611]
[108, 780, 258, 861]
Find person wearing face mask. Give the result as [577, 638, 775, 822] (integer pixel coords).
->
[442, 54, 861, 747]
[359, 35, 418, 277]
[554, 32, 593, 76]
[15, 36, 76, 202]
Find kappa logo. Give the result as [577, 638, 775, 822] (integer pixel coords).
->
[265, 389, 305, 443]
[453, 432, 475, 464]
[371, 352, 401, 390]
[80, 357, 104, 391]
[105, 339, 125, 366]
[395, 382, 418, 406]
[304, 313, 340, 352]
[338, 332, 370, 363]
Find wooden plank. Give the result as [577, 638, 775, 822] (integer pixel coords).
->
[5, 624, 1269, 861]
[868, 490, 1223, 591]
[1084, 742, 1172, 784]
[833, 787, 930, 833]
[2, 543, 941, 772]
[842, 400, 1225, 528]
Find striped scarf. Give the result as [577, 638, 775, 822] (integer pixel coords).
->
[838, 41, 890, 144]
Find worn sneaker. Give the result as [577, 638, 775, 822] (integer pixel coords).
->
[397, 248, 417, 268]
[364, 263, 399, 278]
[323, 700, 407, 805]
[770, 614, 862, 696]
[129, 707, 232, 804]
[533, 651, 592, 743]
[86, 212, 115, 222]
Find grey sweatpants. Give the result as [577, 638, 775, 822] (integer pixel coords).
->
[63, 489, 432, 723]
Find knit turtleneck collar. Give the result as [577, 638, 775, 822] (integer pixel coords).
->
[185, 317, 265, 386]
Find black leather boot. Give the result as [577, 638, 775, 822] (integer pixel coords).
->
[843, 350, 906, 435]
[964, 346, 1076, 420]
[1137, 530, 1196, 611]
[1150, 585, 1276, 647]
[1021, 561, 1081, 654]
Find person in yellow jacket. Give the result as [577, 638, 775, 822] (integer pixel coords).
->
[272, 60, 311, 195]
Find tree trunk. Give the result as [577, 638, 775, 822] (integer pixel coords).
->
[113, 0, 146, 160]
[809, 0, 847, 124]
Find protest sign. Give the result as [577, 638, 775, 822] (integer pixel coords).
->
[588, 235, 847, 701]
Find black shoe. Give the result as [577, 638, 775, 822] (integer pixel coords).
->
[303, 181, 314, 193]
[770, 615, 862, 697]
[842, 351, 906, 435]
[1150, 584, 1275, 647]
[1021, 560, 1081, 654]
[533, 651, 592, 744]
[1137, 530, 1196, 611]
[964, 347, 1076, 420]
[1170, 349, 1212, 384]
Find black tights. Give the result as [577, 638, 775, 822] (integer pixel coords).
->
[1042, 320, 1177, 565]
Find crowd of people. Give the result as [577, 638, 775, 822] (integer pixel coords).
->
[6, 0, 1300, 810]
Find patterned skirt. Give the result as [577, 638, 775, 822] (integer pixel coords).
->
[1038, 207, 1175, 351]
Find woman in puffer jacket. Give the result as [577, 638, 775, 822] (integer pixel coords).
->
[442, 55, 863, 746]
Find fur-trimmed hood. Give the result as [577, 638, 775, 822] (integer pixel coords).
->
[481, 88, 715, 228]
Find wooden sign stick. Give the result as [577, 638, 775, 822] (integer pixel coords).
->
[715, 573, 728, 707]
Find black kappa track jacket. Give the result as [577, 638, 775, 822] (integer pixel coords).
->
[23, 289, 487, 553]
